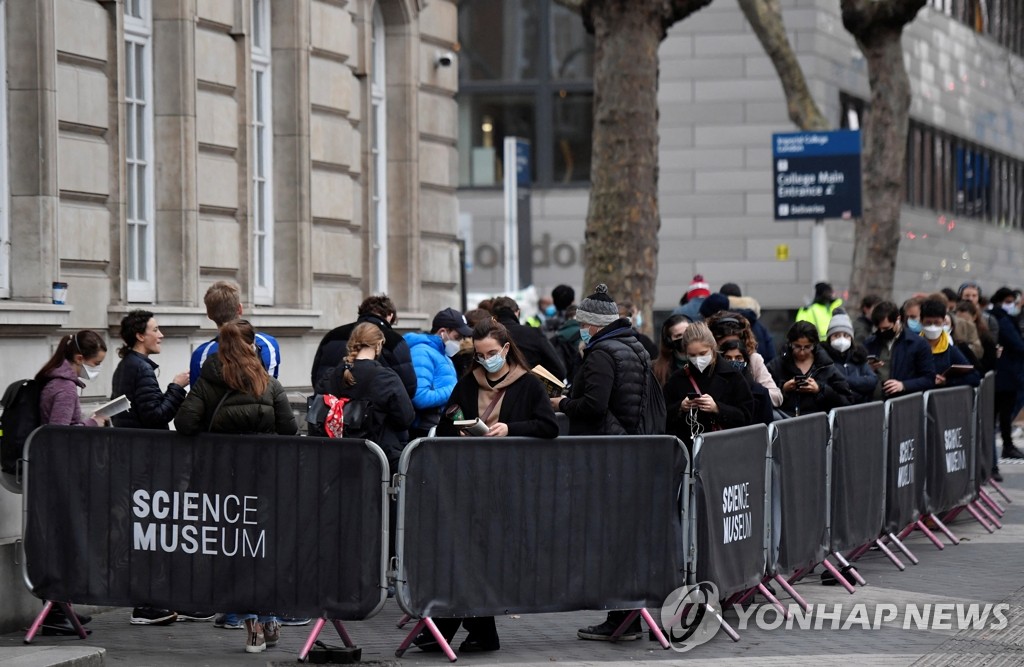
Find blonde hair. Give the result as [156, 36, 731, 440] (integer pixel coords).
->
[680, 321, 717, 369]
[343, 323, 384, 386]
[204, 281, 241, 326]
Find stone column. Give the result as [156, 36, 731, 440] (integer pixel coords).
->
[7, 0, 59, 302]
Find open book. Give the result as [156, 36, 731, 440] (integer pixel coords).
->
[530, 365, 566, 398]
[453, 418, 489, 436]
[92, 394, 132, 419]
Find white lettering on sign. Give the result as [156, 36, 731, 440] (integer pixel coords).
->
[776, 171, 846, 199]
[721, 483, 754, 545]
[897, 438, 915, 488]
[131, 489, 266, 558]
[943, 427, 967, 473]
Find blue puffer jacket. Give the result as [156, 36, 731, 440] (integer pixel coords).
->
[403, 333, 458, 427]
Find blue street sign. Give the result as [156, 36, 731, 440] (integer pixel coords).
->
[515, 139, 530, 188]
[772, 130, 862, 220]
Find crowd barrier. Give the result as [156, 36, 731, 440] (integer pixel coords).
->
[14, 373, 1006, 658]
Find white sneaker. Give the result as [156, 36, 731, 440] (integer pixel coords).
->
[244, 619, 266, 653]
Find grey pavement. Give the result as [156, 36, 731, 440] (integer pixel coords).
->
[2, 463, 1024, 666]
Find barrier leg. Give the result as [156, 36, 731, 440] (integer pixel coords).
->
[988, 478, 1012, 504]
[61, 604, 88, 640]
[731, 588, 756, 608]
[914, 519, 945, 550]
[978, 489, 1006, 517]
[331, 620, 354, 648]
[396, 613, 412, 629]
[611, 609, 641, 641]
[925, 513, 959, 545]
[964, 502, 996, 533]
[23, 600, 54, 644]
[972, 500, 1002, 530]
[942, 506, 965, 524]
[757, 583, 789, 620]
[773, 574, 809, 613]
[846, 543, 872, 563]
[707, 603, 740, 642]
[298, 617, 328, 661]
[786, 566, 809, 586]
[874, 538, 905, 571]
[395, 618, 456, 662]
[897, 524, 915, 540]
[821, 559, 856, 594]
[831, 552, 866, 586]
[395, 619, 425, 658]
[640, 608, 670, 650]
[887, 532, 919, 565]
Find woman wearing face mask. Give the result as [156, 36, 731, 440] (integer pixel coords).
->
[38, 330, 111, 427]
[767, 321, 853, 417]
[718, 339, 774, 425]
[706, 311, 783, 408]
[663, 323, 753, 446]
[822, 312, 877, 404]
[653, 314, 692, 386]
[424, 321, 556, 654]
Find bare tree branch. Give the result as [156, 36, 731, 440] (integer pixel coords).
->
[737, 0, 829, 131]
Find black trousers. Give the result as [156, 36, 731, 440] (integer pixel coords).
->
[994, 389, 1017, 451]
[431, 616, 497, 642]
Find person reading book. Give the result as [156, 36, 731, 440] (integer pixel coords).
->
[422, 320, 557, 653]
[918, 298, 980, 389]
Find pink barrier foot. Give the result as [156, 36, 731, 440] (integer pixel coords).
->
[846, 543, 871, 563]
[63, 604, 88, 640]
[395, 619, 426, 658]
[822, 559, 856, 594]
[331, 620, 354, 648]
[978, 488, 1006, 517]
[773, 574, 809, 613]
[887, 532, 919, 565]
[972, 500, 1002, 529]
[988, 478, 1012, 504]
[926, 513, 959, 545]
[640, 608, 670, 649]
[915, 519, 945, 550]
[874, 538, 905, 571]
[942, 507, 965, 524]
[395, 618, 456, 662]
[612, 610, 642, 641]
[396, 613, 412, 629]
[757, 583, 789, 619]
[965, 502, 996, 533]
[24, 600, 54, 644]
[298, 618, 328, 661]
[708, 603, 740, 642]
[831, 552, 866, 586]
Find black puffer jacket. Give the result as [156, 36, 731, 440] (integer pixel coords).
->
[309, 315, 417, 397]
[111, 350, 187, 429]
[559, 319, 650, 435]
[767, 347, 853, 417]
[175, 356, 297, 436]
[664, 356, 754, 444]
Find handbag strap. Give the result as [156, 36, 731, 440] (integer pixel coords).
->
[207, 389, 234, 431]
[480, 388, 506, 423]
[684, 366, 703, 396]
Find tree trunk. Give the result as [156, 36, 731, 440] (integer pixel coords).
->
[581, 3, 665, 326]
[846, 26, 916, 305]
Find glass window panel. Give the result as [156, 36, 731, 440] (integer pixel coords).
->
[550, 4, 593, 81]
[137, 225, 147, 281]
[125, 45, 135, 99]
[459, 0, 540, 82]
[136, 164, 146, 219]
[253, 0, 264, 50]
[135, 44, 145, 102]
[254, 71, 264, 123]
[127, 164, 136, 219]
[552, 91, 593, 184]
[126, 102, 136, 160]
[136, 104, 146, 160]
[457, 93, 536, 186]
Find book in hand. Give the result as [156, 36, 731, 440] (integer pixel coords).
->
[453, 418, 489, 436]
[92, 394, 132, 419]
[941, 364, 976, 377]
[530, 364, 566, 398]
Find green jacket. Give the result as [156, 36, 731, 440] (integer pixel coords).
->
[796, 298, 843, 341]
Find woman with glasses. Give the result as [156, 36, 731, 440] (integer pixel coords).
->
[423, 320, 557, 654]
[767, 321, 853, 417]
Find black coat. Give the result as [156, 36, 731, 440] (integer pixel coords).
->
[493, 312, 568, 381]
[437, 366, 558, 439]
[310, 315, 417, 397]
[111, 350, 186, 429]
[767, 348, 853, 417]
[824, 343, 878, 404]
[664, 357, 754, 443]
[324, 359, 415, 464]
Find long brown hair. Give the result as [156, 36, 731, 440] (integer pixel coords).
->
[343, 322, 384, 386]
[218, 319, 269, 397]
[472, 319, 529, 370]
[706, 311, 758, 356]
[654, 314, 690, 387]
[36, 330, 107, 382]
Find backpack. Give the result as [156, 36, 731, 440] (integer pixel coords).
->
[1, 378, 46, 475]
[637, 361, 667, 435]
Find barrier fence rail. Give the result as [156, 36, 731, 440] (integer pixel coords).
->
[12, 373, 1006, 659]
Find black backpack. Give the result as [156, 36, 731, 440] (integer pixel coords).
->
[1, 378, 46, 475]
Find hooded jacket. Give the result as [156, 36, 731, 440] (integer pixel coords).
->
[174, 356, 297, 436]
[767, 347, 853, 417]
[403, 332, 459, 422]
[111, 350, 187, 429]
[309, 314, 417, 397]
[39, 360, 99, 427]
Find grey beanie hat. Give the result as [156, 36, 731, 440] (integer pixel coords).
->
[575, 283, 619, 327]
[826, 312, 855, 340]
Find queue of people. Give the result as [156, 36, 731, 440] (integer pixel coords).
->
[16, 276, 1021, 654]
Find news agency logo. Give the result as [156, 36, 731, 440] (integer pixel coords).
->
[660, 581, 722, 653]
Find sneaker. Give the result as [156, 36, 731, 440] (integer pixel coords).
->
[263, 620, 280, 647]
[992, 467, 1004, 482]
[1002, 446, 1024, 459]
[214, 613, 244, 629]
[176, 611, 216, 622]
[244, 619, 266, 653]
[278, 616, 311, 626]
[577, 612, 643, 641]
[130, 607, 177, 625]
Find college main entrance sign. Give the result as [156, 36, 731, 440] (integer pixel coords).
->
[772, 130, 862, 221]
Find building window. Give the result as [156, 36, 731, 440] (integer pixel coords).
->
[842, 93, 1024, 229]
[0, 0, 9, 299]
[124, 0, 155, 302]
[251, 0, 273, 304]
[457, 0, 594, 187]
[371, 3, 388, 294]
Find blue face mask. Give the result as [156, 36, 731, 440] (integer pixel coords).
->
[544, 305, 557, 318]
[579, 328, 592, 345]
[1004, 302, 1020, 317]
[905, 318, 922, 334]
[478, 354, 506, 374]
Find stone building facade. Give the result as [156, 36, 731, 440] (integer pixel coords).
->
[0, 0, 458, 629]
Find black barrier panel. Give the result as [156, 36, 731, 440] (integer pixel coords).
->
[924, 387, 975, 514]
[395, 436, 688, 618]
[829, 402, 886, 551]
[770, 414, 829, 575]
[975, 372, 996, 487]
[885, 395, 927, 533]
[24, 426, 388, 619]
[693, 425, 768, 598]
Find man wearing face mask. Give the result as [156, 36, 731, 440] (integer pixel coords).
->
[403, 308, 470, 439]
[901, 297, 924, 337]
[918, 298, 980, 390]
[822, 312, 877, 404]
[863, 301, 935, 400]
[549, 284, 665, 643]
[988, 287, 1024, 461]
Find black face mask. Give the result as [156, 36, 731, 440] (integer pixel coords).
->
[876, 328, 896, 342]
[672, 338, 685, 352]
[729, 360, 748, 371]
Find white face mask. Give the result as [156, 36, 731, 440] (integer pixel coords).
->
[942, 323, 953, 335]
[691, 353, 713, 372]
[922, 324, 944, 340]
[830, 337, 852, 353]
[78, 363, 101, 381]
[441, 333, 461, 358]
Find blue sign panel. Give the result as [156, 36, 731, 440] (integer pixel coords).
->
[515, 139, 531, 188]
[772, 130, 862, 220]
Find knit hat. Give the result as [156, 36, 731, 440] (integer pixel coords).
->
[699, 292, 731, 319]
[826, 312, 855, 340]
[687, 275, 711, 300]
[575, 284, 619, 327]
